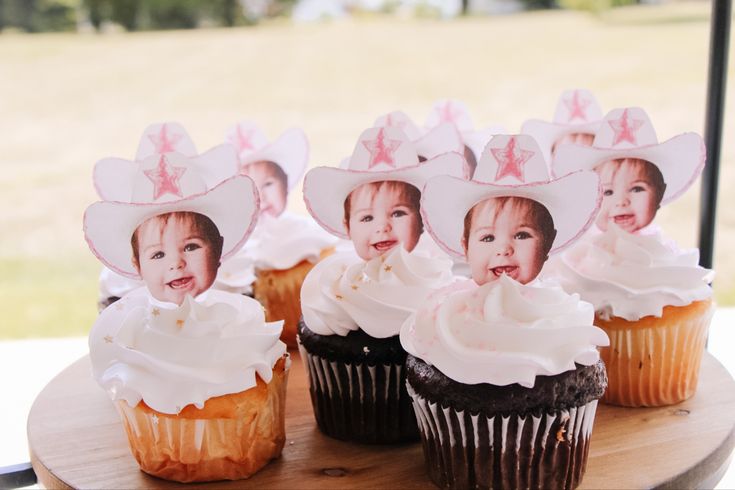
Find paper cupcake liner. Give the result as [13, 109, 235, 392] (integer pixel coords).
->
[597, 299, 713, 407]
[298, 344, 419, 443]
[115, 363, 289, 483]
[255, 248, 333, 348]
[407, 382, 598, 490]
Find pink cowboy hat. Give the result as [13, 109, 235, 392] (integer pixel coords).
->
[93, 145, 240, 203]
[226, 121, 309, 191]
[304, 126, 467, 239]
[421, 134, 600, 258]
[85, 166, 259, 279]
[521, 89, 604, 164]
[134, 122, 198, 161]
[425, 99, 506, 163]
[374, 111, 464, 159]
[553, 107, 705, 204]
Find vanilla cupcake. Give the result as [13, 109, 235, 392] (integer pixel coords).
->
[89, 289, 288, 482]
[299, 126, 466, 443]
[227, 121, 336, 347]
[551, 107, 713, 407]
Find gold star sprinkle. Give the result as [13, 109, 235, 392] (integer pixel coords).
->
[176, 319, 185, 328]
[115, 302, 125, 311]
[351, 284, 359, 291]
[103, 335, 113, 344]
[151, 308, 160, 317]
[384, 265, 393, 272]
[335, 294, 343, 300]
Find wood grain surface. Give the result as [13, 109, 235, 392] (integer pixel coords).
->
[27, 351, 735, 489]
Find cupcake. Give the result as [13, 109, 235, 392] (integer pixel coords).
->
[424, 99, 505, 178]
[226, 121, 336, 347]
[299, 126, 466, 443]
[551, 107, 713, 407]
[93, 122, 239, 310]
[85, 162, 290, 482]
[405, 134, 608, 489]
[521, 88, 604, 165]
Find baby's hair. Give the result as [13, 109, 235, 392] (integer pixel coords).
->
[462, 196, 556, 256]
[343, 180, 423, 235]
[131, 211, 224, 268]
[598, 158, 666, 207]
[244, 160, 289, 191]
[551, 132, 595, 156]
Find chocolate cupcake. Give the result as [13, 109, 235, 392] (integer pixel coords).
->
[299, 247, 457, 444]
[401, 276, 609, 490]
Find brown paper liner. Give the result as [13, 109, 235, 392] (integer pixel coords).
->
[254, 248, 334, 348]
[115, 356, 289, 483]
[596, 299, 714, 407]
[407, 383, 599, 490]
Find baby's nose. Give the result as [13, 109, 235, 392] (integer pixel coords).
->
[169, 255, 185, 270]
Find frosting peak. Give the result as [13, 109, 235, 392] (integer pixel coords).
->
[301, 246, 456, 338]
[548, 225, 713, 320]
[401, 275, 608, 388]
[90, 288, 286, 414]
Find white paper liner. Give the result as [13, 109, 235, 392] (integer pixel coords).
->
[407, 382, 599, 490]
[298, 342, 418, 443]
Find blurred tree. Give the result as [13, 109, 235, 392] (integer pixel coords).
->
[2, 0, 75, 32]
[111, 0, 140, 30]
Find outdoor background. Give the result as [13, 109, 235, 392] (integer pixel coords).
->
[1, 0, 733, 340]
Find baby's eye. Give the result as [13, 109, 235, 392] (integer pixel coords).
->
[603, 189, 613, 197]
[631, 185, 646, 193]
[262, 180, 274, 188]
[391, 209, 408, 218]
[514, 231, 532, 240]
[360, 215, 373, 223]
[151, 251, 164, 260]
[480, 234, 495, 243]
[184, 243, 201, 252]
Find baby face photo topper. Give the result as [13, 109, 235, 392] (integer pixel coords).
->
[303, 126, 466, 261]
[553, 107, 706, 235]
[421, 134, 601, 286]
[226, 122, 309, 219]
[85, 165, 259, 305]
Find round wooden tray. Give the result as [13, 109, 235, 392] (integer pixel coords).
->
[28, 351, 735, 489]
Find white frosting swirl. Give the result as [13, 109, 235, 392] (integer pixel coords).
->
[89, 287, 287, 414]
[245, 211, 337, 271]
[301, 246, 456, 338]
[99, 267, 144, 301]
[547, 225, 713, 321]
[400, 275, 609, 388]
[214, 250, 257, 295]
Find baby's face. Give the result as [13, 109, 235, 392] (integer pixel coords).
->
[465, 198, 545, 285]
[242, 161, 287, 218]
[596, 161, 657, 233]
[346, 183, 421, 261]
[134, 217, 219, 305]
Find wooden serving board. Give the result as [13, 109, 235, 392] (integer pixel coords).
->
[28, 351, 735, 489]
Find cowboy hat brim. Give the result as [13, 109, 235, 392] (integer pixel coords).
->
[93, 144, 239, 202]
[521, 119, 601, 165]
[304, 152, 467, 239]
[239, 128, 309, 191]
[421, 171, 601, 258]
[552, 132, 704, 204]
[84, 176, 259, 279]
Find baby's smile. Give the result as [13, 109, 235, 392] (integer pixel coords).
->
[371, 239, 397, 253]
[167, 276, 194, 290]
[489, 264, 519, 280]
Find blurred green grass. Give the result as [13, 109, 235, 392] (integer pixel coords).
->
[1, 1, 733, 339]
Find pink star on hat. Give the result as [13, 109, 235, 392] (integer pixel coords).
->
[564, 90, 591, 122]
[144, 155, 187, 200]
[362, 127, 401, 168]
[234, 126, 255, 153]
[608, 108, 644, 146]
[492, 136, 534, 182]
[148, 124, 182, 154]
[438, 101, 460, 123]
[385, 113, 407, 131]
